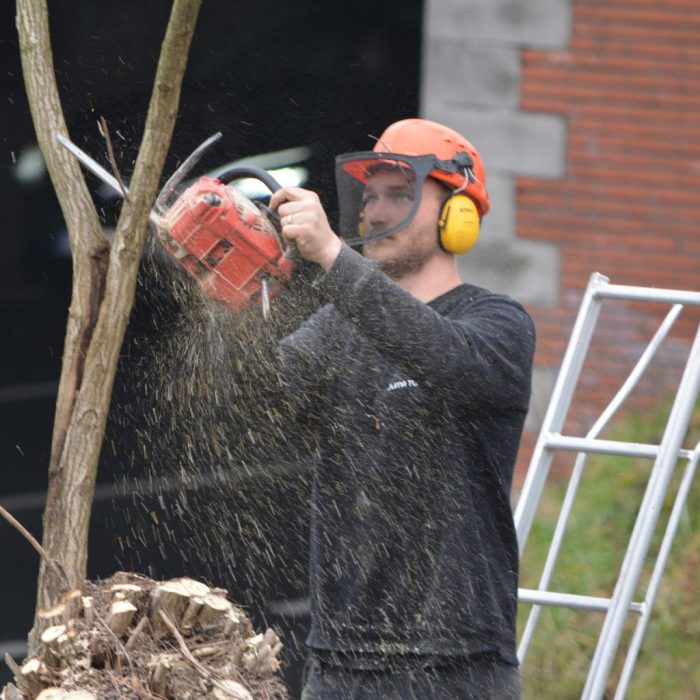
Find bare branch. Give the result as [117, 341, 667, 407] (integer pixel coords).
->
[98, 116, 130, 202]
[16, 0, 202, 654]
[4, 652, 21, 677]
[157, 610, 213, 680]
[0, 505, 68, 588]
[94, 607, 135, 678]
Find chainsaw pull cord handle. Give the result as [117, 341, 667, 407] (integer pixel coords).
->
[215, 166, 300, 262]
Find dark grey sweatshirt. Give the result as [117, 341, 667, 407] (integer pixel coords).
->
[274, 243, 535, 667]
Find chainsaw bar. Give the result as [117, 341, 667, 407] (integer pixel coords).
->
[55, 131, 295, 318]
[55, 132, 161, 229]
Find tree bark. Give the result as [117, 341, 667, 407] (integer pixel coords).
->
[16, 0, 202, 653]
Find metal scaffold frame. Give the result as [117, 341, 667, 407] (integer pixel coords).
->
[514, 272, 700, 700]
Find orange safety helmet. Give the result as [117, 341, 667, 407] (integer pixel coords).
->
[369, 118, 489, 215]
[335, 118, 489, 247]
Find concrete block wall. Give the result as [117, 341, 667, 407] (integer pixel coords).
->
[519, 1, 700, 443]
[422, 0, 570, 307]
[421, 0, 572, 454]
[421, 0, 700, 468]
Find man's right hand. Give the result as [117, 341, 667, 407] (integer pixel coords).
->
[269, 187, 342, 271]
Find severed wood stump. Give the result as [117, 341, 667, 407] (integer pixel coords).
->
[1, 573, 287, 700]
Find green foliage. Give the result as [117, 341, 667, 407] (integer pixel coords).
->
[518, 405, 700, 699]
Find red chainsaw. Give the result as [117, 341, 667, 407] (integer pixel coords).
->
[56, 132, 295, 317]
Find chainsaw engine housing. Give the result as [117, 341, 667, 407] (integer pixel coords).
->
[158, 176, 294, 312]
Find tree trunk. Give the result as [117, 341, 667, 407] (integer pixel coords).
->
[16, 0, 202, 653]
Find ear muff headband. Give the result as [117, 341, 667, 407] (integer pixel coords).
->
[438, 194, 480, 254]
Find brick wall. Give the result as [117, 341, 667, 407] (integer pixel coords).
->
[421, 0, 700, 474]
[517, 0, 700, 460]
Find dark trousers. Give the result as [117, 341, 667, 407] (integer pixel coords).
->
[300, 653, 521, 700]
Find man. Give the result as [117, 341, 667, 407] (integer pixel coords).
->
[263, 118, 534, 699]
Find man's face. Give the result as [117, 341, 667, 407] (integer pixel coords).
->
[360, 171, 447, 279]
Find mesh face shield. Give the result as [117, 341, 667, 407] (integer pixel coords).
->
[334, 151, 474, 247]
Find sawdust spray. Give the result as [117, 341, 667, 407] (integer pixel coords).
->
[105, 234, 319, 645]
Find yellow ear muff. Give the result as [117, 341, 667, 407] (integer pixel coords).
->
[438, 193, 480, 254]
[357, 208, 365, 238]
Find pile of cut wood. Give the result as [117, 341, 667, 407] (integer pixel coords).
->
[1, 572, 288, 700]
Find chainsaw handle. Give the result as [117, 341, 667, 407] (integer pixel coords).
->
[217, 165, 301, 263]
[215, 165, 282, 193]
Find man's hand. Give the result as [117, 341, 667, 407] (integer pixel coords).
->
[269, 187, 342, 271]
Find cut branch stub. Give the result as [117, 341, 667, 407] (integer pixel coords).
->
[173, 577, 212, 597]
[197, 593, 233, 631]
[39, 623, 78, 669]
[60, 590, 82, 607]
[149, 578, 211, 637]
[36, 690, 97, 700]
[223, 608, 245, 638]
[18, 657, 49, 697]
[108, 583, 145, 608]
[40, 625, 68, 646]
[149, 654, 173, 697]
[179, 597, 204, 631]
[240, 629, 283, 678]
[211, 680, 254, 700]
[1, 684, 24, 700]
[106, 599, 138, 637]
[81, 597, 94, 628]
[36, 603, 66, 622]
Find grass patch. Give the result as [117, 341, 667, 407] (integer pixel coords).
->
[518, 407, 700, 699]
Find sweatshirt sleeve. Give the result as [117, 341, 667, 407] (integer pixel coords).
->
[314, 243, 535, 411]
[218, 302, 337, 466]
[277, 304, 338, 411]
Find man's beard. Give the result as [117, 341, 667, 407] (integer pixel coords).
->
[364, 236, 437, 280]
[377, 252, 429, 279]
